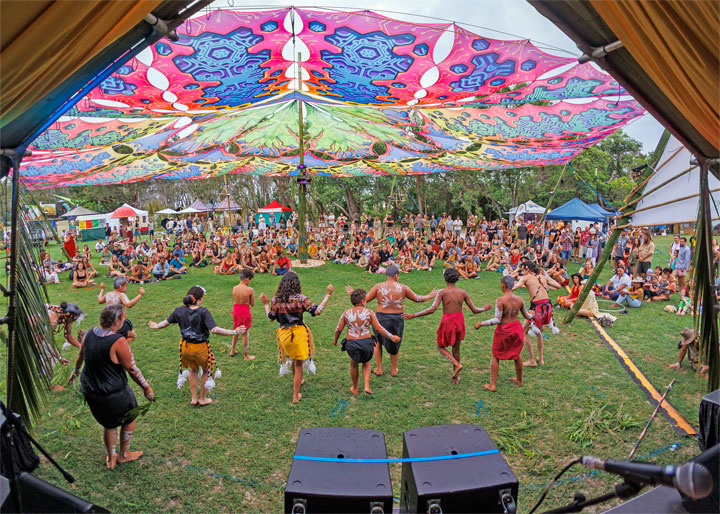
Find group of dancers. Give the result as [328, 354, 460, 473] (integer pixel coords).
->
[57, 259, 560, 468]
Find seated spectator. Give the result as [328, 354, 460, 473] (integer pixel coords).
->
[273, 251, 292, 276]
[169, 254, 188, 274]
[42, 264, 60, 284]
[128, 260, 151, 283]
[558, 273, 583, 308]
[72, 261, 95, 288]
[153, 255, 178, 280]
[601, 265, 631, 301]
[612, 277, 644, 309]
[215, 251, 237, 275]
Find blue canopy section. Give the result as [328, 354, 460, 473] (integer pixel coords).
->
[589, 202, 617, 216]
[546, 197, 609, 222]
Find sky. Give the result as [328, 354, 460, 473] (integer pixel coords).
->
[209, 0, 666, 153]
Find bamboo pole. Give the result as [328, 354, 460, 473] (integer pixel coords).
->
[619, 164, 697, 212]
[564, 164, 656, 324]
[620, 188, 720, 218]
[530, 164, 566, 245]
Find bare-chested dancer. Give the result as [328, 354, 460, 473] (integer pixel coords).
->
[98, 276, 144, 344]
[345, 264, 436, 377]
[403, 268, 489, 384]
[512, 261, 560, 366]
[333, 288, 400, 395]
[231, 269, 255, 360]
[475, 275, 532, 391]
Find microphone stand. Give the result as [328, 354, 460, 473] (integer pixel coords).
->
[542, 482, 644, 513]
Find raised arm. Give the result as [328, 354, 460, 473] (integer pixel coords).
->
[474, 300, 503, 329]
[113, 338, 153, 400]
[543, 275, 562, 290]
[98, 282, 107, 304]
[333, 313, 346, 346]
[403, 290, 442, 320]
[404, 284, 438, 303]
[511, 276, 526, 291]
[463, 291, 491, 315]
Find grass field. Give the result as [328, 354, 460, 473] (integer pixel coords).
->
[4, 235, 710, 513]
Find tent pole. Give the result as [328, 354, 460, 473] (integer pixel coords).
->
[297, 52, 308, 264]
[564, 164, 655, 324]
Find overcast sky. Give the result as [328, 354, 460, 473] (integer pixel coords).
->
[210, 0, 666, 152]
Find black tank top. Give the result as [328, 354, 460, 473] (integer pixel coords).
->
[80, 327, 127, 396]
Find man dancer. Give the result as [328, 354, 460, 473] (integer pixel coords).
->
[345, 264, 436, 376]
[231, 269, 255, 360]
[512, 261, 560, 366]
[475, 276, 532, 391]
[98, 276, 144, 343]
[403, 268, 489, 384]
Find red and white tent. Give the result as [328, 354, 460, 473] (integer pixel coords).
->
[258, 200, 292, 214]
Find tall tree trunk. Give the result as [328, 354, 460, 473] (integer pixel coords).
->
[344, 187, 360, 219]
[416, 175, 424, 215]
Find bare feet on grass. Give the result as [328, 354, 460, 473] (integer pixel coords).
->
[292, 393, 302, 404]
[106, 454, 117, 470]
[390, 368, 399, 377]
[524, 359, 538, 367]
[483, 383, 496, 392]
[198, 398, 213, 406]
[118, 451, 143, 463]
[372, 368, 383, 376]
[244, 355, 256, 361]
[509, 377, 522, 387]
[452, 363, 463, 379]
[364, 388, 373, 394]
[350, 386, 359, 396]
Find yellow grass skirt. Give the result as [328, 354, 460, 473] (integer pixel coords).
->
[276, 324, 315, 362]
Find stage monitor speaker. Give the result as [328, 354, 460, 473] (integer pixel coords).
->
[698, 389, 719, 451]
[681, 443, 719, 513]
[0, 472, 108, 513]
[284, 427, 393, 513]
[400, 424, 518, 514]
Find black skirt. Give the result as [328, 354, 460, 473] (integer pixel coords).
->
[341, 337, 376, 364]
[374, 312, 404, 355]
[84, 385, 138, 429]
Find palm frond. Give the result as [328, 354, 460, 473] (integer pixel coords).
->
[692, 169, 719, 391]
[3, 185, 55, 427]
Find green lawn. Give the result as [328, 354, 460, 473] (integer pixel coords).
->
[4, 235, 710, 513]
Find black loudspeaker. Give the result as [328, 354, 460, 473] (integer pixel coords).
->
[400, 424, 518, 514]
[681, 443, 719, 513]
[0, 472, 108, 513]
[698, 389, 720, 451]
[284, 427, 393, 513]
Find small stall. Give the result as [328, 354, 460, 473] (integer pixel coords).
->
[255, 200, 292, 226]
[507, 200, 546, 223]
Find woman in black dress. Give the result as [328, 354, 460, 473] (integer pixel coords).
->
[69, 304, 154, 469]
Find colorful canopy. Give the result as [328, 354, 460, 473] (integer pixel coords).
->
[259, 200, 292, 213]
[20, 7, 645, 187]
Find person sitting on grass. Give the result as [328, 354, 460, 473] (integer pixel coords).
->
[669, 328, 708, 377]
[333, 288, 400, 395]
[82, 257, 99, 280]
[475, 275, 531, 392]
[675, 285, 694, 316]
[403, 268, 488, 384]
[128, 260, 151, 284]
[600, 265, 631, 303]
[108, 254, 127, 277]
[414, 250, 430, 271]
[484, 249, 500, 272]
[43, 264, 60, 284]
[257, 249, 272, 273]
[153, 255, 178, 280]
[458, 255, 478, 279]
[168, 254, 188, 275]
[272, 251, 292, 276]
[558, 273, 583, 308]
[215, 251, 237, 275]
[72, 261, 95, 288]
[611, 278, 644, 309]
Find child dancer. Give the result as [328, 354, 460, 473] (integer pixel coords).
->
[231, 269, 256, 360]
[333, 289, 400, 395]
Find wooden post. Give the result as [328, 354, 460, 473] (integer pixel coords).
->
[564, 164, 655, 324]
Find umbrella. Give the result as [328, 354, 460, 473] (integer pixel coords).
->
[178, 206, 202, 214]
[62, 206, 98, 217]
[19, 7, 644, 188]
[156, 208, 179, 215]
[111, 205, 140, 218]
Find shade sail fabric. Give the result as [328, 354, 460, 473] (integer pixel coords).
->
[545, 197, 608, 222]
[630, 136, 720, 227]
[0, 0, 161, 129]
[18, 7, 645, 187]
[589, 0, 720, 154]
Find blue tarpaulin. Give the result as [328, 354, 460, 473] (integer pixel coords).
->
[546, 198, 610, 222]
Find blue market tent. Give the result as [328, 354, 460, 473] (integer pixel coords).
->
[589, 202, 617, 217]
[545, 198, 609, 222]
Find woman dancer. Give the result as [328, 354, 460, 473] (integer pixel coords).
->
[148, 286, 244, 406]
[69, 305, 153, 469]
[260, 272, 333, 404]
[45, 302, 84, 390]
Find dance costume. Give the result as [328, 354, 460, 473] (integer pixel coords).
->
[341, 338, 376, 363]
[530, 298, 553, 329]
[436, 311, 465, 348]
[491, 321, 525, 361]
[374, 312, 404, 355]
[80, 327, 138, 428]
[166, 306, 221, 388]
[268, 294, 323, 362]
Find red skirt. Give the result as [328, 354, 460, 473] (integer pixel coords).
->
[492, 321, 525, 360]
[436, 312, 465, 348]
[530, 298, 553, 329]
[232, 304, 252, 330]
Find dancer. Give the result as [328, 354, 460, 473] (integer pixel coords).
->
[333, 288, 400, 395]
[402, 268, 489, 384]
[231, 269, 256, 360]
[45, 302, 84, 390]
[69, 305, 153, 469]
[98, 277, 144, 343]
[260, 272, 333, 404]
[345, 264, 435, 377]
[475, 276, 532, 391]
[512, 261, 560, 366]
[148, 286, 245, 406]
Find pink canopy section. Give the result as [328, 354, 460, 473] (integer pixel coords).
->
[20, 7, 644, 187]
